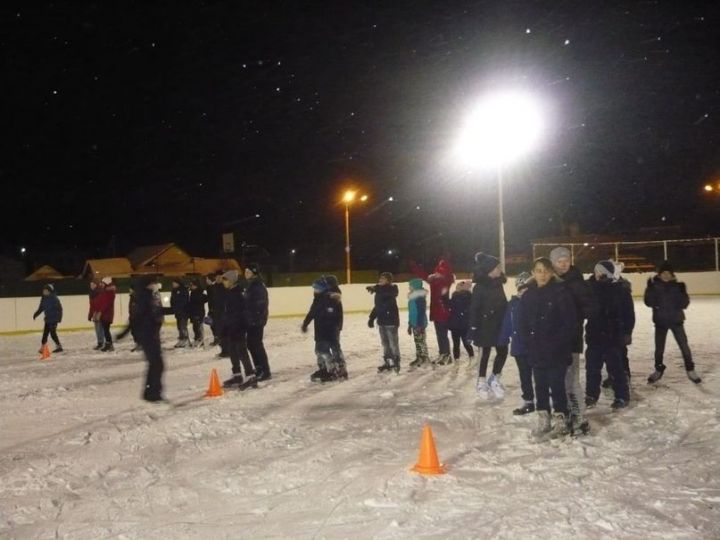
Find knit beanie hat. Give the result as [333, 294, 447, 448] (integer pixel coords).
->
[379, 271, 393, 282]
[43, 283, 54, 293]
[222, 270, 239, 285]
[246, 262, 260, 276]
[658, 260, 675, 275]
[409, 278, 423, 290]
[101, 276, 113, 285]
[474, 252, 500, 275]
[515, 271, 532, 290]
[595, 260, 624, 281]
[549, 246, 571, 265]
[312, 276, 329, 293]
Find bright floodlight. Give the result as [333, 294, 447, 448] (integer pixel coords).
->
[455, 90, 544, 168]
[343, 190, 356, 203]
[705, 184, 713, 192]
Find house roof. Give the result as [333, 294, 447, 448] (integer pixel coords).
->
[82, 258, 135, 278]
[127, 243, 180, 269]
[190, 258, 241, 275]
[25, 265, 66, 281]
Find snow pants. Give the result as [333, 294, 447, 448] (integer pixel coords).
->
[411, 327, 430, 363]
[191, 317, 204, 342]
[247, 326, 270, 377]
[378, 325, 400, 363]
[654, 324, 694, 371]
[586, 345, 629, 402]
[451, 329, 474, 360]
[315, 340, 343, 372]
[175, 316, 189, 341]
[478, 345, 508, 378]
[565, 353, 586, 421]
[433, 321, 450, 356]
[514, 355, 534, 403]
[41, 323, 60, 346]
[228, 334, 255, 377]
[533, 363, 568, 415]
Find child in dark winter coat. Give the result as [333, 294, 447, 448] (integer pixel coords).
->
[33, 284, 63, 352]
[221, 270, 256, 388]
[644, 261, 701, 384]
[585, 260, 635, 411]
[470, 252, 508, 400]
[244, 263, 271, 381]
[368, 272, 401, 373]
[407, 278, 430, 368]
[448, 280, 474, 362]
[519, 258, 577, 439]
[498, 272, 534, 415]
[302, 276, 346, 382]
[188, 279, 208, 347]
[170, 279, 190, 347]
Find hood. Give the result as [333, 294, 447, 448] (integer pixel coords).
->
[408, 278, 424, 291]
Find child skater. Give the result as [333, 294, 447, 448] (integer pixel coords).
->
[368, 272, 401, 373]
[585, 260, 635, 412]
[498, 272, 534, 415]
[519, 258, 577, 439]
[302, 276, 346, 382]
[188, 278, 208, 347]
[33, 284, 63, 353]
[407, 278, 431, 369]
[644, 261, 701, 384]
[448, 280, 475, 363]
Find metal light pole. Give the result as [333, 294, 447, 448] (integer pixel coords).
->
[344, 202, 352, 284]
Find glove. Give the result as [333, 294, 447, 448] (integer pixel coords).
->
[301, 324, 308, 334]
[407, 326, 412, 336]
[624, 334, 632, 346]
[366, 285, 376, 293]
[368, 319, 375, 329]
[32, 312, 39, 320]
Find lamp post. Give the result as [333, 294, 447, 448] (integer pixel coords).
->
[455, 90, 545, 272]
[342, 190, 367, 284]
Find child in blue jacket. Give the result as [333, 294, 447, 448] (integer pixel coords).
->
[498, 272, 533, 414]
[33, 284, 64, 353]
[407, 278, 430, 369]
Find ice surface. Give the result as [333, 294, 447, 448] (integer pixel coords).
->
[1, 299, 719, 539]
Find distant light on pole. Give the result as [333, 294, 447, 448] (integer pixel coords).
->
[360, 194, 368, 202]
[20, 247, 26, 254]
[388, 196, 394, 202]
[290, 249, 296, 254]
[342, 189, 368, 284]
[387, 249, 393, 255]
[705, 184, 714, 192]
[343, 190, 356, 203]
[454, 89, 545, 271]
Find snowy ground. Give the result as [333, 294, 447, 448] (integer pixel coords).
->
[1, 299, 719, 540]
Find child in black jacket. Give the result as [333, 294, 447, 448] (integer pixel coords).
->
[644, 261, 701, 384]
[302, 276, 346, 382]
[448, 280, 474, 362]
[368, 272, 401, 373]
[188, 279, 208, 347]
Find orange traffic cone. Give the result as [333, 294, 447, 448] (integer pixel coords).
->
[39, 344, 51, 361]
[411, 424, 446, 475]
[205, 368, 224, 398]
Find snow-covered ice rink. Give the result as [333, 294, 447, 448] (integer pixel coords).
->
[1, 298, 719, 539]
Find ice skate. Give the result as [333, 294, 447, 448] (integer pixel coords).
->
[238, 374, 258, 390]
[377, 359, 393, 373]
[488, 373, 505, 399]
[647, 366, 665, 384]
[585, 395, 598, 408]
[532, 410, 552, 439]
[93, 343, 104, 351]
[193, 339, 204, 348]
[310, 368, 328, 382]
[52, 346, 63, 353]
[101, 343, 114, 352]
[686, 370, 702, 384]
[550, 413, 568, 439]
[569, 413, 590, 436]
[222, 374, 243, 388]
[513, 401, 535, 415]
[611, 398, 628, 410]
[476, 377, 491, 400]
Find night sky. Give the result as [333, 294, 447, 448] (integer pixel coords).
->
[2, 1, 719, 271]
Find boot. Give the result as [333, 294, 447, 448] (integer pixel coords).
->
[101, 343, 114, 352]
[611, 398, 628, 410]
[647, 365, 665, 384]
[476, 377, 490, 400]
[94, 343, 104, 351]
[569, 412, 590, 435]
[409, 357, 426, 369]
[532, 410, 552, 438]
[488, 373, 505, 399]
[377, 359, 393, 373]
[310, 368, 328, 382]
[686, 370, 702, 384]
[513, 401, 535, 415]
[437, 354, 452, 366]
[550, 413, 568, 439]
[585, 395, 598, 408]
[53, 346, 64, 353]
[222, 374, 243, 388]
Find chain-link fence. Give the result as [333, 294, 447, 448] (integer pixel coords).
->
[532, 238, 720, 274]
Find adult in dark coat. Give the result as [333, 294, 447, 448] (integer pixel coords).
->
[244, 263, 271, 380]
[585, 261, 635, 408]
[117, 276, 166, 402]
[448, 280, 474, 360]
[207, 273, 229, 355]
[644, 261, 700, 384]
[519, 258, 577, 437]
[470, 252, 508, 392]
[221, 270, 255, 386]
[170, 279, 190, 347]
[33, 284, 63, 352]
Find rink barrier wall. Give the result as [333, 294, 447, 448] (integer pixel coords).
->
[2, 271, 720, 336]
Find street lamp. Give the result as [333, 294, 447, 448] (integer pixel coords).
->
[454, 89, 545, 271]
[342, 190, 367, 284]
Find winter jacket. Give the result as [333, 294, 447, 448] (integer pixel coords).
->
[131, 288, 164, 342]
[585, 276, 635, 349]
[643, 276, 690, 327]
[498, 295, 527, 357]
[244, 277, 269, 327]
[323, 276, 344, 331]
[448, 290, 472, 332]
[408, 282, 428, 329]
[208, 283, 228, 320]
[170, 284, 190, 319]
[410, 259, 454, 323]
[469, 273, 508, 348]
[88, 288, 102, 321]
[556, 265, 597, 353]
[95, 285, 116, 324]
[223, 285, 249, 338]
[34, 294, 63, 324]
[518, 279, 577, 368]
[187, 288, 208, 320]
[369, 284, 400, 327]
[302, 292, 343, 342]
